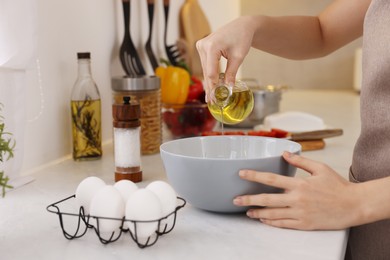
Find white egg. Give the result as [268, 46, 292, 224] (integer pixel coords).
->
[125, 189, 163, 239]
[146, 181, 177, 216]
[75, 176, 106, 215]
[90, 185, 125, 234]
[114, 180, 138, 203]
[146, 181, 177, 231]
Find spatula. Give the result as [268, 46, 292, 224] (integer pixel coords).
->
[119, 0, 146, 76]
[119, 0, 134, 76]
[145, 0, 159, 70]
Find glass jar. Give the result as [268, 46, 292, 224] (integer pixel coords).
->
[111, 76, 161, 155]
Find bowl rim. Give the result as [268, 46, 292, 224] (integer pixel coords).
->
[160, 135, 301, 161]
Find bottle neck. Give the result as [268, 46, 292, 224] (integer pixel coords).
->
[77, 59, 92, 78]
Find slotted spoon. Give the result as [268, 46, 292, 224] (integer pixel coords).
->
[163, 0, 181, 66]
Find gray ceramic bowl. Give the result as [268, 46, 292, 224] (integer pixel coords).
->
[160, 136, 301, 213]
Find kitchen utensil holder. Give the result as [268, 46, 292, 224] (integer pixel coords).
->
[46, 195, 186, 248]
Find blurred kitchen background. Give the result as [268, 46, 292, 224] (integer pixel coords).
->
[1, 0, 362, 180]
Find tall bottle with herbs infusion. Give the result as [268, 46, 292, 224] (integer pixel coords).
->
[71, 52, 102, 160]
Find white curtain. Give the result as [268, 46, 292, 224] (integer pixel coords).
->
[0, 0, 38, 181]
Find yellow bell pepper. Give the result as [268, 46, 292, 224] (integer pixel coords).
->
[155, 65, 190, 104]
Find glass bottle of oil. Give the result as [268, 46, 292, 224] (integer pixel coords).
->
[70, 52, 102, 160]
[208, 73, 254, 125]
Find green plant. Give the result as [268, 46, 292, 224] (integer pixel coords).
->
[0, 104, 15, 197]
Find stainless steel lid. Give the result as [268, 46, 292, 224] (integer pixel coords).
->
[111, 76, 160, 91]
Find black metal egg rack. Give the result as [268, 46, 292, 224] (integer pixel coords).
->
[46, 195, 186, 248]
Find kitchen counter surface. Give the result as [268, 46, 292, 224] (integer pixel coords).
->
[1, 89, 360, 259]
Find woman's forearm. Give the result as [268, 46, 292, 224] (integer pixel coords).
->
[248, 0, 369, 59]
[250, 15, 326, 59]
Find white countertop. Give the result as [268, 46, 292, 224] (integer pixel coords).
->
[0, 89, 360, 260]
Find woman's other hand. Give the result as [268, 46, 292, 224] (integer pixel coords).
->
[233, 152, 366, 230]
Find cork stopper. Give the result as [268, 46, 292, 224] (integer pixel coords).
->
[112, 96, 141, 128]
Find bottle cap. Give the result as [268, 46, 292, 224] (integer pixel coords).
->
[112, 96, 141, 128]
[212, 73, 233, 107]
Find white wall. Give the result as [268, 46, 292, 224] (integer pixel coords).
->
[23, 0, 117, 174]
[21, 0, 240, 174]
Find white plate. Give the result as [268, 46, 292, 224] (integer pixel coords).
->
[255, 111, 327, 133]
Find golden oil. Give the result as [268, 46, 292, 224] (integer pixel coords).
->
[208, 89, 254, 125]
[71, 99, 102, 160]
[208, 74, 254, 125]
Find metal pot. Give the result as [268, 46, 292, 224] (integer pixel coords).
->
[232, 80, 286, 128]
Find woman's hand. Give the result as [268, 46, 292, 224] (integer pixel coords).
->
[233, 151, 366, 230]
[196, 16, 256, 101]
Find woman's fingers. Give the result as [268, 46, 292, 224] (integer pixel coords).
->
[247, 207, 306, 230]
[238, 169, 298, 190]
[259, 218, 304, 230]
[234, 193, 291, 207]
[196, 37, 221, 101]
[237, 152, 324, 190]
[224, 58, 241, 85]
[283, 151, 325, 175]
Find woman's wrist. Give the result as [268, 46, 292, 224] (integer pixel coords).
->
[352, 177, 390, 225]
[240, 15, 266, 47]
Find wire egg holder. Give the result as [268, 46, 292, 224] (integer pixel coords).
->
[46, 194, 186, 248]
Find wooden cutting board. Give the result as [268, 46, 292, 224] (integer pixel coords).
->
[180, 0, 211, 78]
[291, 129, 342, 151]
[297, 139, 326, 151]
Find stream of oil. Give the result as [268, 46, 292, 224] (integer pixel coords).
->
[220, 107, 224, 135]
